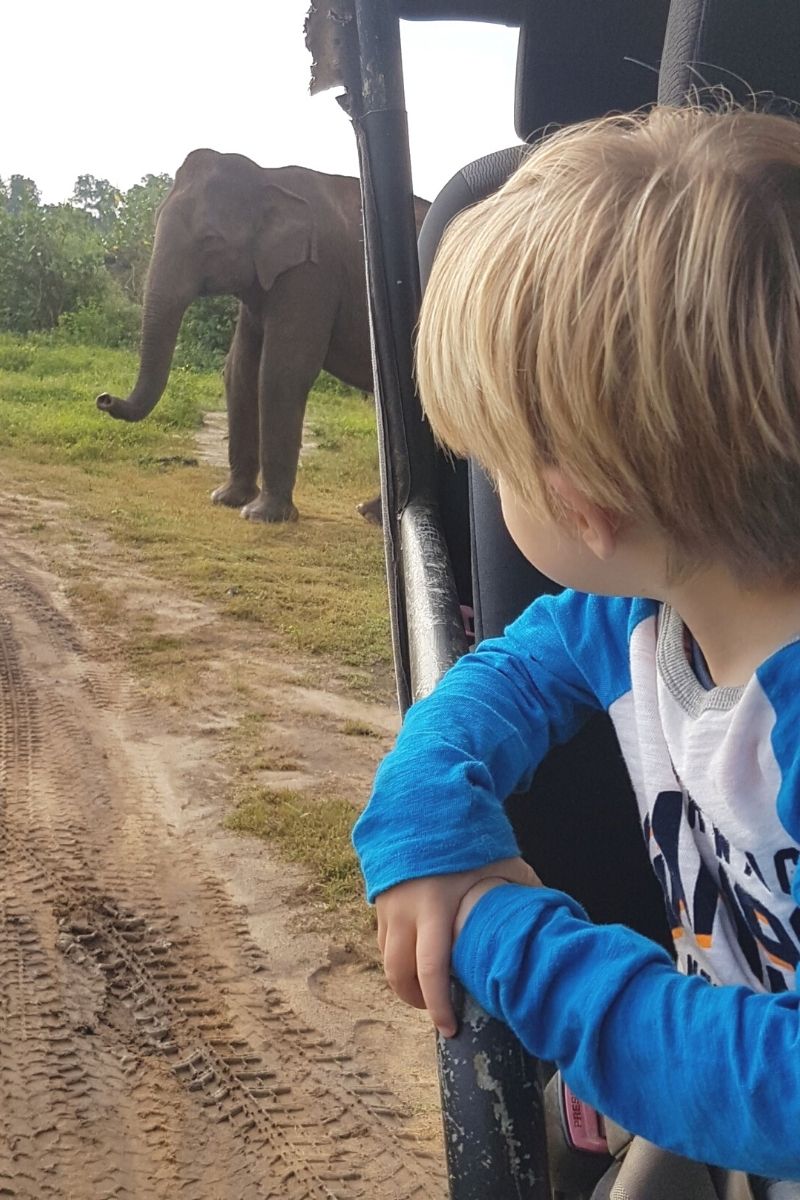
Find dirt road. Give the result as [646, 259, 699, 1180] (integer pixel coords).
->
[0, 496, 446, 1199]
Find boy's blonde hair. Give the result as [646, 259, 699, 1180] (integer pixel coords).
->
[417, 106, 800, 583]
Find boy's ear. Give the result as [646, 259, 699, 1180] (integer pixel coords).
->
[545, 470, 618, 561]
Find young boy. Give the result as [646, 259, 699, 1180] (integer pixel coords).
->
[353, 105, 800, 1180]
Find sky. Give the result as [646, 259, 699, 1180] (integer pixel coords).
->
[1, 1, 520, 205]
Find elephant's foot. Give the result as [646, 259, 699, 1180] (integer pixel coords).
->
[240, 494, 299, 523]
[357, 494, 383, 526]
[211, 479, 260, 508]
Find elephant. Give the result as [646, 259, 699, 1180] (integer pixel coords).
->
[96, 149, 430, 523]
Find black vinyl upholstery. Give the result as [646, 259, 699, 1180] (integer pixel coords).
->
[417, 147, 529, 277]
[515, 0, 670, 140]
[419, 147, 531, 609]
[659, 0, 800, 110]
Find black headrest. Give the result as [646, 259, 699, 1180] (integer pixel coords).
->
[515, 0, 670, 140]
[659, 0, 800, 110]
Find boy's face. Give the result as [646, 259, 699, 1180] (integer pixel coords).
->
[498, 480, 608, 593]
[498, 476, 663, 599]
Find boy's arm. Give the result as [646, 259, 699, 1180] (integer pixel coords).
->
[354, 590, 637, 899]
[454, 883, 800, 1179]
[354, 589, 641, 1035]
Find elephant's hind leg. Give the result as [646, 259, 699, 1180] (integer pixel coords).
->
[211, 304, 262, 508]
[241, 269, 336, 524]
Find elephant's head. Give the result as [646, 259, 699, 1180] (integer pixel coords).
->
[97, 148, 318, 422]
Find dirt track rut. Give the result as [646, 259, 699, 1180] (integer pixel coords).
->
[0, 547, 445, 1199]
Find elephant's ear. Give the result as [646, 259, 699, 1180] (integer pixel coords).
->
[256, 185, 319, 293]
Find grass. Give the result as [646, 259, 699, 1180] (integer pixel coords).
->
[222, 710, 368, 911]
[0, 334, 391, 682]
[225, 711, 302, 776]
[0, 338, 211, 461]
[341, 718, 382, 738]
[226, 785, 363, 908]
[0, 334, 392, 910]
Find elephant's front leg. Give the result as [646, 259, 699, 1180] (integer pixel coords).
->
[240, 355, 313, 523]
[241, 280, 333, 523]
[211, 304, 262, 509]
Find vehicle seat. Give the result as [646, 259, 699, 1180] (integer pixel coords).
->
[658, 0, 800, 109]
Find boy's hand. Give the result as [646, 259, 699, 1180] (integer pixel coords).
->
[375, 856, 538, 1037]
[453, 875, 516, 938]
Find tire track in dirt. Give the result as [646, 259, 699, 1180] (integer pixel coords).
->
[0, 548, 445, 1199]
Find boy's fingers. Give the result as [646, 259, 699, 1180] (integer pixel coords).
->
[416, 918, 456, 1037]
[492, 856, 540, 888]
[382, 925, 425, 1010]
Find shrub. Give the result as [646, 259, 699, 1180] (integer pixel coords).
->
[174, 295, 239, 371]
[0, 203, 107, 332]
[58, 285, 142, 349]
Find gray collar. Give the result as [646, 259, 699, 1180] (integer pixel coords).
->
[656, 604, 745, 717]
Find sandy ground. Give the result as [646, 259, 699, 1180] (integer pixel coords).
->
[0, 471, 448, 1198]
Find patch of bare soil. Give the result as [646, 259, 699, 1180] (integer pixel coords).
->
[196, 410, 317, 471]
[0, 490, 446, 1198]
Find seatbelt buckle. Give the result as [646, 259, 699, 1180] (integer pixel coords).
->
[560, 1080, 609, 1155]
[544, 1070, 614, 1196]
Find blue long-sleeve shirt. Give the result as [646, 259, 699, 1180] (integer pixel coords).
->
[353, 589, 800, 1176]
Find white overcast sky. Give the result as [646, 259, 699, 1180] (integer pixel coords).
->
[0, 1, 519, 204]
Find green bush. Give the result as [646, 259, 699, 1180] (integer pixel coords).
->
[55, 286, 239, 374]
[174, 295, 239, 371]
[0, 203, 107, 332]
[57, 286, 142, 349]
[0, 171, 171, 340]
[102, 173, 172, 302]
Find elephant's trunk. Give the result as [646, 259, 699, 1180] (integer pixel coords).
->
[96, 243, 193, 422]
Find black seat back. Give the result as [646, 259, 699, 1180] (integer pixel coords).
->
[516, 0, 668, 137]
[659, 0, 800, 110]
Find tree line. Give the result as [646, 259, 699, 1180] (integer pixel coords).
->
[0, 172, 236, 368]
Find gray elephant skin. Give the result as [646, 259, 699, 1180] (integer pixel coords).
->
[97, 149, 430, 522]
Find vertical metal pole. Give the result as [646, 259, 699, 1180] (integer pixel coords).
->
[346, 6, 551, 1197]
[349, 0, 439, 710]
[350, 0, 434, 511]
[438, 983, 550, 1199]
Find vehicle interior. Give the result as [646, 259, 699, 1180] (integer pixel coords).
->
[308, 1, 800, 1195]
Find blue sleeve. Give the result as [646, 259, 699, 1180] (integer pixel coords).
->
[757, 648, 800, 913]
[353, 590, 648, 902]
[453, 884, 800, 1179]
